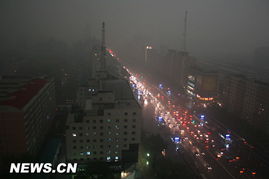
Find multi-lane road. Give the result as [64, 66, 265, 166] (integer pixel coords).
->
[126, 68, 268, 179]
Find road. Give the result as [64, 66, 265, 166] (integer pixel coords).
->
[126, 67, 268, 179]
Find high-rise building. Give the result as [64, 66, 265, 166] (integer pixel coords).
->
[217, 72, 269, 133]
[0, 76, 56, 157]
[241, 79, 269, 130]
[185, 66, 218, 108]
[65, 22, 141, 173]
[65, 79, 141, 166]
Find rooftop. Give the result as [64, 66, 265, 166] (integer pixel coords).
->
[0, 77, 48, 109]
[102, 79, 134, 100]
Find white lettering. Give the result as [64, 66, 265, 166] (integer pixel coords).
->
[43, 163, 52, 173]
[9, 163, 76, 173]
[66, 163, 77, 173]
[20, 163, 30, 173]
[57, 163, 66, 173]
[9, 163, 20, 173]
[30, 163, 43, 173]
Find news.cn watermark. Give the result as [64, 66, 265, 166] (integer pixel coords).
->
[9, 163, 77, 174]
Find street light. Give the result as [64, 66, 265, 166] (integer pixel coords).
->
[146, 153, 150, 157]
[146, 45, 152, 50]
[145, 45, 152, 65]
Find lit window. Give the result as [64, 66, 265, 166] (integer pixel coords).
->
[86, 152, 91, 155]
[72, 133, 77, 137]
[107, 156, 111, 161]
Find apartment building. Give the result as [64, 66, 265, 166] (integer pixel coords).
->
[0, 76, 56, 157]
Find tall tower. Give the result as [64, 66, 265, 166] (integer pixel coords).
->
[100, 22, 106, 70]
[183, 11, 188, 52]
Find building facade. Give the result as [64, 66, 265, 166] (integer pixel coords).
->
[0, 76, 56, 157]
[185, 66, 218, 108]
[65, 78, 141, 168]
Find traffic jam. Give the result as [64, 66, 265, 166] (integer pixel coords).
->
[127, 69, 259, 178]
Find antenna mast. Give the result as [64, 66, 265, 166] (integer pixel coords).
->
[100, 22, 106, 70]
[183, 11, 188, 52]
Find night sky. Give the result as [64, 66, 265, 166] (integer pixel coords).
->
[1, 0, 269, 61]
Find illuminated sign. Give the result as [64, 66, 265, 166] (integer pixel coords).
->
[196, 94, 214, 101]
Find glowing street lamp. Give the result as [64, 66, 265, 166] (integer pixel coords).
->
[146, 45, 152, 50]
[145, 45, 152, 65]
